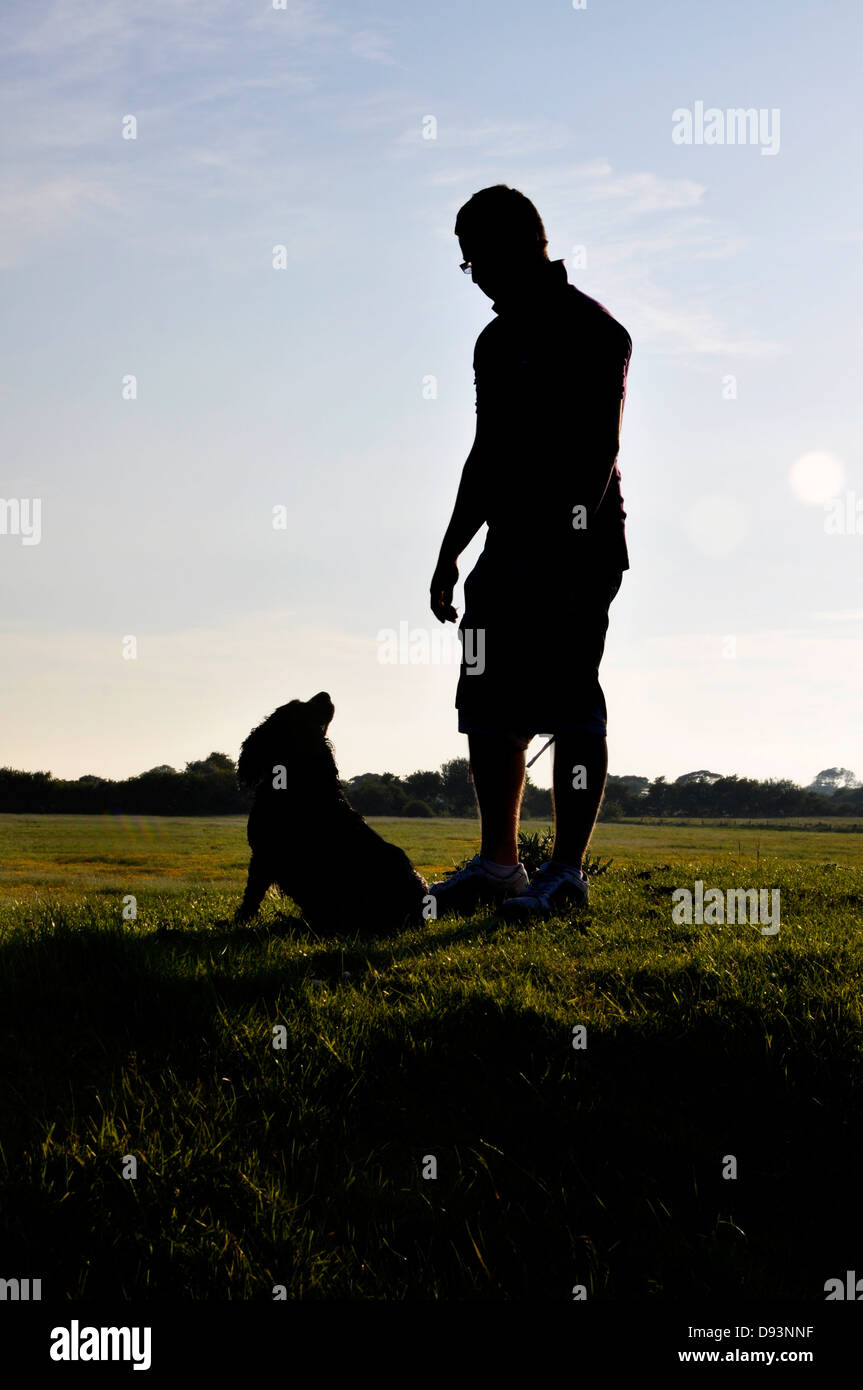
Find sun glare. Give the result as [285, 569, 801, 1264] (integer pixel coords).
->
[789, 450, 845, 505]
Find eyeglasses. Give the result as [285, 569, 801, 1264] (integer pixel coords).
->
[459, 252, 507, 274]
[460, 244, 539, 274]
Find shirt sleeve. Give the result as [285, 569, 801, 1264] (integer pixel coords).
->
[591, 328, 631, 481]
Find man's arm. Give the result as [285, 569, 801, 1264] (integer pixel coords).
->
[430, 436, 488, 624]
[431, 339, 494, 623]
[439, 434, 488, 562]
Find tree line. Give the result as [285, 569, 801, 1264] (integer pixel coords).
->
[0, 756, 860, 820]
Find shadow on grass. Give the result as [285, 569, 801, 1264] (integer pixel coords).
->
[165, 899, 589, 959]
[0, 914, 859, 1299]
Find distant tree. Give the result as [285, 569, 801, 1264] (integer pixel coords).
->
[3, 751, 860, 819]
[605, 774, 649, 815]
[673, 770, 728, 815]
[757, 778, 801, 816]
[808, 767, 860, 795]
[185, 752, 236, 775]
[404, 770, 444, 806]
[521, 776, 552, 818]
[611, 775, 650, 796]
[643, 776, 670, 815]
[346, 773, 406, 816]
[0, 768, 54, 812]
[440, 757, 477, 817]
[832, 784, 863, 815]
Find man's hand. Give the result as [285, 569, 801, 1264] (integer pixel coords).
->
[430, 555, 459, 624]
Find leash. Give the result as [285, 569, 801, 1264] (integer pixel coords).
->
[526, 735, 555, 769]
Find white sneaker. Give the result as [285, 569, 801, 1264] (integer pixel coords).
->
[428, 855, 529, 918]
[501, 861, 589, 918]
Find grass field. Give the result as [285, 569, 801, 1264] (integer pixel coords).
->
[3, 811, 863, 905]
[1, 813, 862, 1299]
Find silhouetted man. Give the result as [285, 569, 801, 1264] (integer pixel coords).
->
[429, 184, 632, 918]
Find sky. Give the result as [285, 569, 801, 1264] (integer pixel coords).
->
[1, 0, 861, 790]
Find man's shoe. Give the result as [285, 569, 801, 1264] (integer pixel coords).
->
[500, 861, 588, 919]
[428, 855, 529, 918]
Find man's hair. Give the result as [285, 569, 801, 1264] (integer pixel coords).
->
[454, 185, 549, 257]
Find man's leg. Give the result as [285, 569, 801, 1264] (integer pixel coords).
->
[549, 731, 608, 870]
[547, 570, 621, 870]
[468, 732, 526, 865]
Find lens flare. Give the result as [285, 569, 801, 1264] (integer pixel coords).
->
[789, 450, 844, 505]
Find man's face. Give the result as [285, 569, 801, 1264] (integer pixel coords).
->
[458, 236, 541, 301]
[459, 237, 506, 300]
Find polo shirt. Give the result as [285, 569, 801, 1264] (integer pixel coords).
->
[470, 257, 631, 577]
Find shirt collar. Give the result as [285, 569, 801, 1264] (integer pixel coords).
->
[491, 257, 570, 315]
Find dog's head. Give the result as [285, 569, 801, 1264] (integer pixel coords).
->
[237, 691, 336, 789]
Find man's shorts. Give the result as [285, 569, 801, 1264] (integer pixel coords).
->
[455, 551, 623, 747]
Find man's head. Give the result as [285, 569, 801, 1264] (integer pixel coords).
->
[455, 184, 549, 301]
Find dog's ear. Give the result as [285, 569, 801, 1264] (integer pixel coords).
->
[237, 717, 279, 789]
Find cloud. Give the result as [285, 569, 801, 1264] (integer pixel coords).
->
[573, 161, 707, 214]
[348, 28, 401, 67]
[0, 175, 124, 269]
[398, 118, 572, 157]
[424, 150, 784, 358]
[0, 0, 337, 67]
[620, 291, 785, 359]
[0, 0, 404, 271]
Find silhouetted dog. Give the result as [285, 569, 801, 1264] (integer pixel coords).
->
[236, 691, 429, 934]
